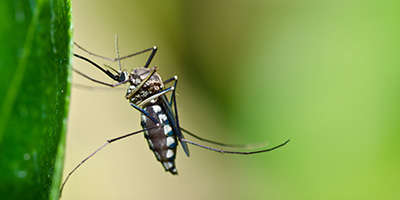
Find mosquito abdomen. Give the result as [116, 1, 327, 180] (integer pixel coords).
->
[141, 103, 178, 175]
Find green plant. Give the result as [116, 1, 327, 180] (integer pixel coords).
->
[0, 0, 72, 199]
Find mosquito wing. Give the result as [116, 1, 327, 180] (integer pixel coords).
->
[160, 95, 190, 157]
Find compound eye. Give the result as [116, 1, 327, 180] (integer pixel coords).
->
[118, 71, 129, 82]
[119, 73, 125, 82]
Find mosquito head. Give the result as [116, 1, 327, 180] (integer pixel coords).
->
[126, 67, 164, 106]
[117, 71, 130, 83]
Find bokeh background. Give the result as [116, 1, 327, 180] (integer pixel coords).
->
[63, 0, 400, 199]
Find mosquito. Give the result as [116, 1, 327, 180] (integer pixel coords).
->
[60, 36, 289, 196]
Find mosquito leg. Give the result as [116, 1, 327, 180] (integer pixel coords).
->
[73, 68, 129, 88]
[163, 75, 178, 85]
[112, 35, 157, 70]
[59, 127, 157, 197]
[163, 76, 178, 106]
[180, 138, 290, 155]
[74, 42, 116, 62]
[180, 127, 267, 149]
[137, 86, 175, 107]
[74, 53, 119, 81]
[72, 83, 127, 91]
[103, 64, 119, 74]
[143, 46, 157, 68]
[129, 103, 160, 126]
[59, 143, 109, 197]
[167, 83, 191, 156]
[165, 77, 272, 150]
[74, 42, 157, 65]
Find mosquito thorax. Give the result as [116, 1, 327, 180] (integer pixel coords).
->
[126, 67, 164, 106]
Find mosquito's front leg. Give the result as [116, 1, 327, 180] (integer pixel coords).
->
[73, 68, 130, 87]
[74, 41, 157, 67]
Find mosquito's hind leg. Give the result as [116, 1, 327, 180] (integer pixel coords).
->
[164, 78, 190, 156]
[180, 138, 290, 155]
[163, 75, 178, 106]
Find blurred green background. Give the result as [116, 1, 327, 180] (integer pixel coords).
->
[64, 0, 400, 199]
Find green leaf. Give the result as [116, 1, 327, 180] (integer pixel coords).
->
[0, 0, 72, 199]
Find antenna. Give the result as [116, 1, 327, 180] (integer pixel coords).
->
[115, 34, 122, 71]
